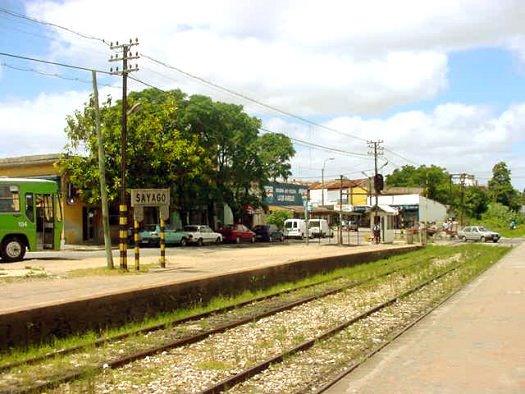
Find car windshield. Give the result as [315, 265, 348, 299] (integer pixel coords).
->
[285, 222, 293, 229]
[308, 221, 320, 228]
[183, 225, 198, 232]
[253, 225, 267, 231]
[143, 224, 157, 232]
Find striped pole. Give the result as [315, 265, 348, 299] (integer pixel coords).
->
[134, 219, 140, 271]
[119, 204, 128, 270]
[160, 217, 166, 268]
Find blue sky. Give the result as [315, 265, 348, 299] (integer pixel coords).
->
[1, 0, 525, 191]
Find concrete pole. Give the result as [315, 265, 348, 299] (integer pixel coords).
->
[92, 71, 114, 269]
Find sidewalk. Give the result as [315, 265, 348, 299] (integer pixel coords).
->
[326, 242, 525, 393]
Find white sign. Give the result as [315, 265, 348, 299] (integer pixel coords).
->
[130, 189, 170, 207]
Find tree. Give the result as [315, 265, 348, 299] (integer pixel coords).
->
[488, 162, 521, 212]
[59, 88, 295, 224]
[463, 187, 489, 220]
[386, 165, 451, 205]
[266, 210, 292, 229]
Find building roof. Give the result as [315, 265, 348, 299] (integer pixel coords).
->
[0, 153, 61, 169]
[310, 178, 367, 190]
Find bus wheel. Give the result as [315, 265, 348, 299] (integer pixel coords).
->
[1, 237, 26, 262]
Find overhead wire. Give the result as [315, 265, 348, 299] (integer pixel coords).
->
[2, 6, 421, 171]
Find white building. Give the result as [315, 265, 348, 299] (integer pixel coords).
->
[367, 194, 447, 227]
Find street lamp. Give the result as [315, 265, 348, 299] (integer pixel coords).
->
[321, 158, 335, 207]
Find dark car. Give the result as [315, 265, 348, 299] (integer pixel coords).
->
[253, 224, 285, 242]
[219, 224, 256, 243]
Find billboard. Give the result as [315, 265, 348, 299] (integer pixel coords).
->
[264, 183, 307, 206]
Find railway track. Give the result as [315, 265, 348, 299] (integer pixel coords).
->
[0, 246, 505, 393]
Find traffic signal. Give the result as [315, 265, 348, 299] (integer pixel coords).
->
[374, 173, 384, 193]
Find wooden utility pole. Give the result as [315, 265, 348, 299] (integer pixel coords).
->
[367, 140, 384, 237]
[110, 39, 139, 270]
[92, 70, 114, 269]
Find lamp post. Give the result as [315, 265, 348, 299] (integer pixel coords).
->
[321, 157, 335, 207]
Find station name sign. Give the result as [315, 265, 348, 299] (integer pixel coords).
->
[130, 188, 170, 207]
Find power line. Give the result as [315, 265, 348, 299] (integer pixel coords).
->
[1, 6, 420, 169]
[0, 6, 108, 45]
[0, 51, 112, 74]
[142, 54, 368, 143]
[1, 62, 118, 88]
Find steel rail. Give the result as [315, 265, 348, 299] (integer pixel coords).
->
[11, 258, 425, 394]
[198, 260, 466, 394]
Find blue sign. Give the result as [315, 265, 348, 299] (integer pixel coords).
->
[264, 183, 307, 206]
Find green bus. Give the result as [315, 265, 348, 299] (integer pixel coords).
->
[0, 178, 63, 262]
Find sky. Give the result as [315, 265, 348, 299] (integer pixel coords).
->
[1, 0, 525, 191]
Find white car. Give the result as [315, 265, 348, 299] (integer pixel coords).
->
[458, 226, 500, 243]
[183, 225, 223, 246]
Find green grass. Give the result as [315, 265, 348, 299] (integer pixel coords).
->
[1, 244, 512, 365]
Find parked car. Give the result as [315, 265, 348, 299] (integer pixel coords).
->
[342, 220, 358, 231]
[137, 224, 191, 247]
[183, 225, 222, 246]
[283, 218, 307, 239]
[308, 219, 333, 238]
[458, 226, 500, 243]
[219, 223, 256, 243]
[253, 224, 285, 242]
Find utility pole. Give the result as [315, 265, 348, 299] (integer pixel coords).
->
[110, 38, 139, 270]
[367, 140, 384, 239]
[92, 70, 113, 269]
[450, 173, 475, 227]
[339, 175, 343, 245]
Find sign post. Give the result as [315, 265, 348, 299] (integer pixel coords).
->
[130, 189, 170, 269]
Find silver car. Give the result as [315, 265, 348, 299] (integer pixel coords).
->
[458, 226, 500, 243]
[183, 225, 223, 246]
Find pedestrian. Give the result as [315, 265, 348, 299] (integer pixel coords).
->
[373, 220, 381, 244]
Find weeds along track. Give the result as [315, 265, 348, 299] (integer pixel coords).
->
[0, 246, 506, 393]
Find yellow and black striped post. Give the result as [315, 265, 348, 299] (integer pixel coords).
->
[134, 219, 140, 271]
[159, 217, 166, 268]
[119, 204, 128, 270]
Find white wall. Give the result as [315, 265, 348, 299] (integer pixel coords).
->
[418, 196, 447, 223]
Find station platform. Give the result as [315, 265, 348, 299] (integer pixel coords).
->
[325, 241, 525, 393]
[0, 242, 415, 314]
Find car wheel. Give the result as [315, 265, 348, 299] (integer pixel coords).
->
[1, 236, 26, 262]
[480, 236, 486, 243]
[492, 238, 499, 243]
[215, 237, 222, 244]
[197, 238, 204, 246]
[460, 236, 466, 242]
[235, 237, 241, 244]
[180, 238, 187, 247]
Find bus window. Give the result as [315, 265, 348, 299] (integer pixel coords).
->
[25, 193, 35, 222]
[0, 185, 20, 212]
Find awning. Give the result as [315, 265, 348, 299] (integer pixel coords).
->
[370, 204, 399, 215]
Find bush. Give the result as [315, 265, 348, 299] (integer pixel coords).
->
[266, 210, 293, 229]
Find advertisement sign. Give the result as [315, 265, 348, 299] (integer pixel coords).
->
[264, 183, 307, 206]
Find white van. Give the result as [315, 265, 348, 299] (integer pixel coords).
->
[308, 219, 332, 238]
[283, 219, 307, 239]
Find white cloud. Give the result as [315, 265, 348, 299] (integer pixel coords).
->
[276, 102, 525, 188]
[0, 90, 96, 156]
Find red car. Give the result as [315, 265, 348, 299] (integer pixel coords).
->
[219, 224, 256, 243]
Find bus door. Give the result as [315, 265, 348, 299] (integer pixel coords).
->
[36, 194, 55, 249]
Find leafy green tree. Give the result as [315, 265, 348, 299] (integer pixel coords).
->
[59, 88, 295, 224]
[463, 187, 489, 219]
[266, 210, 293, 229]
[386, 165, 451, 205]
[488, 162, 521, 212]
